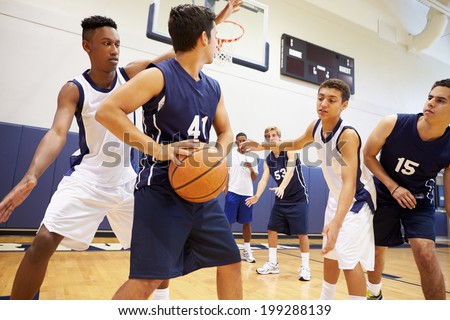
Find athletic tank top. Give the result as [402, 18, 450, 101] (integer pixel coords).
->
[136, 58, 221, 188]
[313, 118, 376, 213]
[266, 151, 308, 205]
[376, 113, 450, 207]
[66, 68, 137, 186]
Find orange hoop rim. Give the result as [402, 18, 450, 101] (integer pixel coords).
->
[216, 20, 245, 48]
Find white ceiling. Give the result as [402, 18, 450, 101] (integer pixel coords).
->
[287, 0, 450, 66]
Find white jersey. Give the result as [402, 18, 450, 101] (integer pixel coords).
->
[227, 146, 258, 196]
[313, 118, 376, 213]
[67, 68, 136, 186]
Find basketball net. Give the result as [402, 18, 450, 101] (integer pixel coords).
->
[214, 20, 244, 66]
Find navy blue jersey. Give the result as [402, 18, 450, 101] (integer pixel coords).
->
[266, 151, 308, 205]
[375, 113, 450, 206]
[136, 58, 221, 188]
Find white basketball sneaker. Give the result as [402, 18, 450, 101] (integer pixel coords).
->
[298, 266, 311, 281]
[256, 261, 279, 275]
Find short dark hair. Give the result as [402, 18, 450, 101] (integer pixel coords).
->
[168, 4, 216, 53]
[81, 16, 117, 41]
[431, 78, 450, 90]
[319, 79, 351, 103]
[236, 132, 247, 139]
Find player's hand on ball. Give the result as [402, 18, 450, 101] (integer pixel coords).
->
[155, 140, 201, 165]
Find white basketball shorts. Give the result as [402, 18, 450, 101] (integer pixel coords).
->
[41, 175, 134, 250]
[322, 196, 375, 271]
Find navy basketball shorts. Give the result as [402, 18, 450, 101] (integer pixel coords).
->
[130, 184, 241, 279]
[267, 201, 309, 235]
[373, 205, 436, 247]
[224, 191, 253, 224]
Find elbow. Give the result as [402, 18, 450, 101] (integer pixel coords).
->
[95, 105, 108, 126]
[363, 153, 373, 169]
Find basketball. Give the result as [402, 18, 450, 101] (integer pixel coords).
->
[168, 146, 228, 203]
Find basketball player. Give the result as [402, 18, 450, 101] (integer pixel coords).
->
[242, 79, 376, 299]
[224, 132, 259, 263]
[96, 4, 242, 299]
[0, 1, 241, 300]
[364, 78, 450, 300]
[245, 126, 311, 281]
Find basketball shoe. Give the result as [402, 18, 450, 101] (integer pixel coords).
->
[242, 249, 256, 263]
[256, 261, 279, 275]
[366, 289, 383, 300]
[298, 266, 311, 281]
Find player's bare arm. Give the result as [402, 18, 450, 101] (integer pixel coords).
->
[96, 68, 197, 163]
[444, 165, 450, 219]
[212, 93, 234, 158]
[270, 151, 296, 199]
[124, 51, 176, 79]
[214, 0, 243, 25]
[0, 82, 78, 222]
[288, 120, 316, 150]
[241, 120, 316, 153]
[124, 1, 243, 78]
[322, 129, 358, 254]
[364, 114, 416, 209]
[246, 162, 270, 207]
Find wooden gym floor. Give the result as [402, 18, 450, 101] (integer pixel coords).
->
[0, 235, 449, 300]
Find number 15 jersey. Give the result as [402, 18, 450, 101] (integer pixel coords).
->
[376, 113, 450, 206]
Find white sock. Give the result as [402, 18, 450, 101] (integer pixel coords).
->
[301, 252, 310, 268]
[244, 242, 251, 251]
[349, 295, 366, 300]
[367, 281, 382, 295]
[268, 248, 277, 264]
[319, 281, 336, 300]
[152, 288, 170, 300]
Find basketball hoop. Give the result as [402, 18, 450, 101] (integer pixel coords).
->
[214, 20, 244, 66]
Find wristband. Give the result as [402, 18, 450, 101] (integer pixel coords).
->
[391, 185, 400, 196]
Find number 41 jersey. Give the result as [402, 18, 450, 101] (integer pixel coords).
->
[136, 58, 221, 189]
[376, 113, 450, 206]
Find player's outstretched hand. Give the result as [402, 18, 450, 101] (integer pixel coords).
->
[0, 178, 37, 222]
[215, 0, 243, 25]
[240, 139, 262, 153]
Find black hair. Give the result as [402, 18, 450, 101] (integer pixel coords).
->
[81, 15, 117, 41]
[431, 78, 450, 90]
[168, 4, 216, 53]
[319, 79, 351, 103]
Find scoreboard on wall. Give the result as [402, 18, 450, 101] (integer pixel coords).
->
[280, 34, 355, 94]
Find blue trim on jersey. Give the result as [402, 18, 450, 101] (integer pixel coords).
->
[118, 67, 130, 81]
[312, 119, 321, 137]
[338, 125, 375, 213]
[81, 69, 118, 93]
[66, 79, 89, 176]
[320, 118, 343, 143]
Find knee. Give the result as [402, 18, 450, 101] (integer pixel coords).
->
[414, 245, 438, 267]
[28, 231, 62, 258]
[218, 262, 242, 275]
